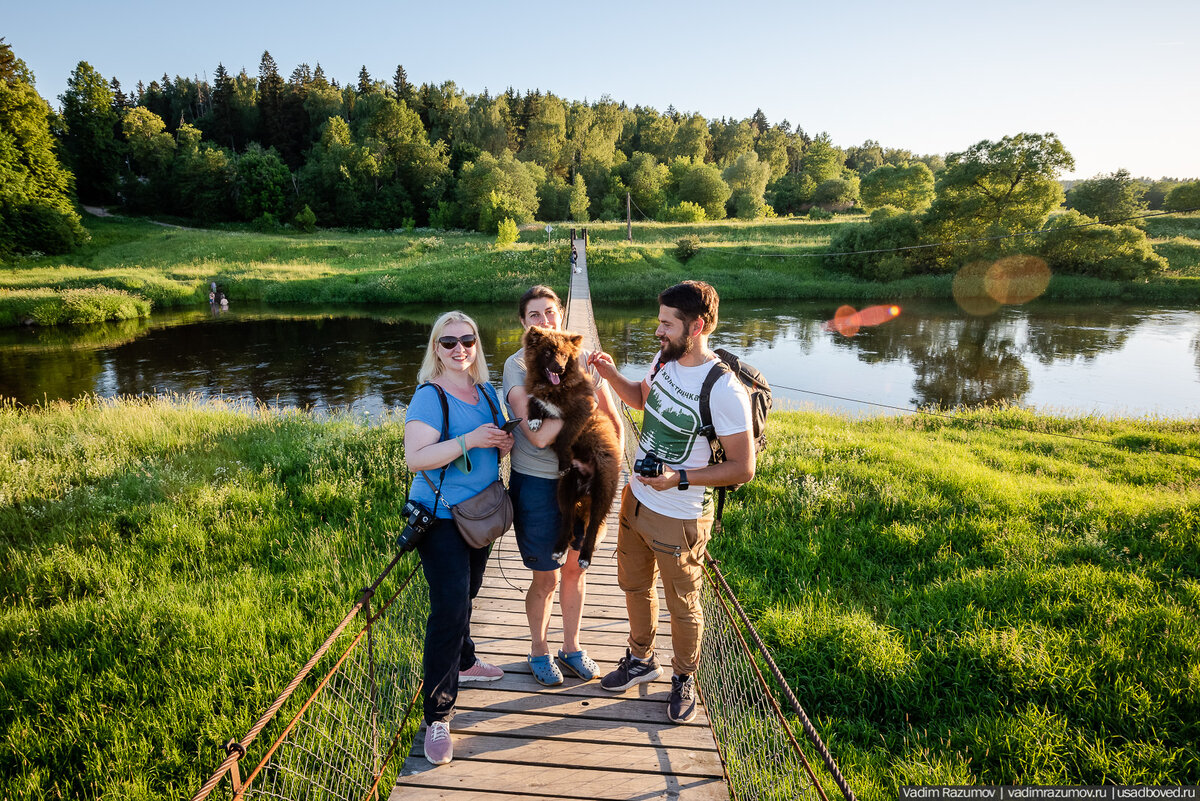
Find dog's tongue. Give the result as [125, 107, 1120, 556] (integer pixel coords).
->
[547, 370, 561, 386]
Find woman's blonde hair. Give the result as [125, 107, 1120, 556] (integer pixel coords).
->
[417, 311, 490, 385]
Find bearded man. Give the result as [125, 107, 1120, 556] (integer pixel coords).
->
[588, 280, 755, 723]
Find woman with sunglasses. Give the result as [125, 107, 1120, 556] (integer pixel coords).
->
[404, 310, 514, 766]
[501, 286, 622, 687]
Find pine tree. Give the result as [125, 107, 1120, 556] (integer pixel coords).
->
[392, 64, 410, 103]
[59, 60, 121, 203]
[257, 50, 285, 154]
[0, 39, 88, 254]
[357, 65, 373, 95]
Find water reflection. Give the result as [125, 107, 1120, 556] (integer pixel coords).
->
[1, 300, 1198, 418]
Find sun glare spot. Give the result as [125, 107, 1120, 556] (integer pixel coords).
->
[825, 304, 902, 337]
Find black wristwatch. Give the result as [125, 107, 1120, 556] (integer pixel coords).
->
[677, 469, 689, 491]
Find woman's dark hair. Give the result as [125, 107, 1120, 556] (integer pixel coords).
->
[518, 285, 562, 320]
[658, 280, 719, 335]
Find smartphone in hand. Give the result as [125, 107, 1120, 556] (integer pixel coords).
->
[501, 418, 523, 434]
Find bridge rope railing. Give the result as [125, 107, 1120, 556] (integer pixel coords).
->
[191, 554, 428, 801]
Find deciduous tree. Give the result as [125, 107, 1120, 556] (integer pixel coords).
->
[860, 163, 935, 211]
[1065, 169, 1147, 224]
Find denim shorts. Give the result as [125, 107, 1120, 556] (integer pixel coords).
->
[509, 470, 583, 571]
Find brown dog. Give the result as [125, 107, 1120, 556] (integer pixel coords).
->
[522, 326, 621, 569]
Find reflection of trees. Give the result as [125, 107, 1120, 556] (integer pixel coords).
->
[592, 299, 821, 371]
[0, 348, 108, 405]
[834, 310, 1031, 409]
[1192, 330, 1200, 378]
[1021, 304, 1139, 364]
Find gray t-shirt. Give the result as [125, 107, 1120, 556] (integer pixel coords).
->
[502, 347, 604, 479]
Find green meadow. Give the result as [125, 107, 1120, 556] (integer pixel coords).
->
[2, 399, 1198, 798]
[2, 213, 1199, 327]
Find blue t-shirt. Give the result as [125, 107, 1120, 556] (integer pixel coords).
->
[406, 382, 503, 518]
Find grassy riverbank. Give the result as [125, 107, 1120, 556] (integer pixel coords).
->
[2, 399, 1197, 798]
[2, 213, 1199, 327]
[717, 408, 1200, 794]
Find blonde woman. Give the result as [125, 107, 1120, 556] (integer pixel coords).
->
[404, 311, 514, 766]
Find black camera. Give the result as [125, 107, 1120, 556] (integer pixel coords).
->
[394, 499, 435, 554]
[634, 451, 665, 478]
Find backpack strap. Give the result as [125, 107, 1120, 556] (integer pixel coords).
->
[417, 382, 452, 507]
[698, 359, 730, 462]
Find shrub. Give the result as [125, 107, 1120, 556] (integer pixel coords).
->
[1163, 181, 1200, 213]
[808, 207, 833, 220]
[294, 205, 317, 233]
[869, 205, 905, 223]
[0, 202, 90, 257]
[658, 201, 706, 223]
[813, 176, 861, 209]
[495, 217, 519, 247]
[252, 212, 279, 232]
[1036, 210, 1167, 280]
[826, 211, 925, 279]
[675, 235, 702, 263]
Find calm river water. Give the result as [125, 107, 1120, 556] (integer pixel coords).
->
[1, 299, 1197, 418]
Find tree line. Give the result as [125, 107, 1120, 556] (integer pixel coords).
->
[2, 39, 1198, 271]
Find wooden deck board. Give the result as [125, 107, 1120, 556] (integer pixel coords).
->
[391, 240, 729, 799]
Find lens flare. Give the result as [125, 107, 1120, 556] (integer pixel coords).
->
[952, 261, 1001, 316]
[825, 304, 902, 336]
[985, 255, 1051, 305]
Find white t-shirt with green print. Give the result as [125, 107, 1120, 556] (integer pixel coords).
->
[630, 352, 752, 519]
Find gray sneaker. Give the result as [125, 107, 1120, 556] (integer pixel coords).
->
[600, 649, 662, 692]
[667, 674, 697, 723]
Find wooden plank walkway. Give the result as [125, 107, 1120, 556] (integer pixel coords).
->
[391, 238, 730, 800]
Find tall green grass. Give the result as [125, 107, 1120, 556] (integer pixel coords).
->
[2, 400, 1197, 797]
[714, 407, 1200, 795]
[0, 397, 411, 800]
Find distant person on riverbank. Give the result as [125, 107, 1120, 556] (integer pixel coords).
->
[404, 310, 513, 766]
[570, 246, 579, 274]
[588, 280, 754, 724]
[502, 285, 622, 687]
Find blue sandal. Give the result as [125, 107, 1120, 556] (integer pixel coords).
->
[556, 649, 600, 681]
[528, 653, 563, 686]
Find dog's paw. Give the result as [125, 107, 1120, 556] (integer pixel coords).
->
[551, 549, 566, 562]
[577, 558, 590, 570]
[527, 419, 542, 432]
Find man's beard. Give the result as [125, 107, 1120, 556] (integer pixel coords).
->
[660, 330, 694, 362]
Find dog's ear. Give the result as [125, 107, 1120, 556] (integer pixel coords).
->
[567, 333, 584, 351]
[523, 327, 543, 349]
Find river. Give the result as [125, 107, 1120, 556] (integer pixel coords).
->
[1, 299, 1197, 419]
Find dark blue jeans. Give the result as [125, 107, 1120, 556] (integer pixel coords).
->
[416, 517, 490, 724]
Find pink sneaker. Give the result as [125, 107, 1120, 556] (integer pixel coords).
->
[459, 657, 503, 683]
[423, 721, 453, 766]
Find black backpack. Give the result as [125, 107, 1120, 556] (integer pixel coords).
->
[650, 347, 771, 520]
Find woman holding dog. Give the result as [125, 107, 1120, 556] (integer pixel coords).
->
[404, 310, 514, 766]
[502, 286, 623, 687]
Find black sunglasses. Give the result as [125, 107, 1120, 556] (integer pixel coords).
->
[438, 334, 478, 349]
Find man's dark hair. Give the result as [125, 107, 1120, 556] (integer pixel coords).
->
[658, 280, 719, 335]
[518, 285, 561, 319]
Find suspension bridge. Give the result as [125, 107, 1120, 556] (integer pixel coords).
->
[193, 234, 851, 801]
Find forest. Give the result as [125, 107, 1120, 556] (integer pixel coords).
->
[3, 39, 1200, 279]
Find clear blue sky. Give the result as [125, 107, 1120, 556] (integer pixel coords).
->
[8, 0, 1199, 180]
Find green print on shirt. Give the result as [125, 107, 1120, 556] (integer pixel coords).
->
[641, 385, 700, 464]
